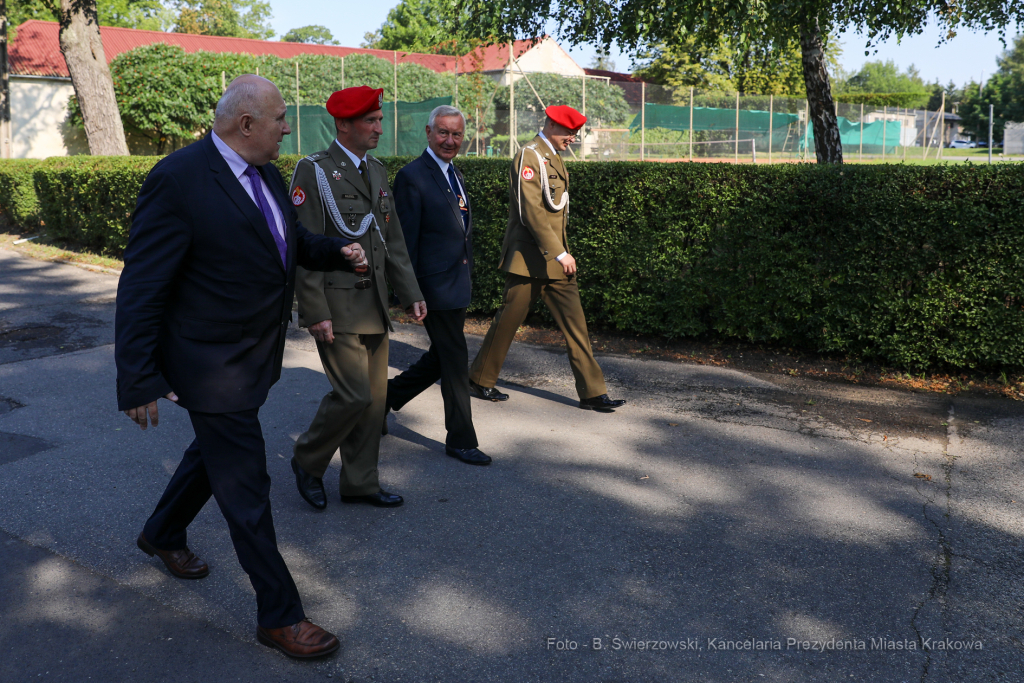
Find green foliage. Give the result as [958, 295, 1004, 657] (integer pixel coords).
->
[493, 73, 631, 128]
[0, 160, 43, 229]
[99, 0, 177, 31]
[834, 60, 929, 95]
[172, 0, 274, 39]
[632, 37, 813, 98]
[957, 34, 1024, 143]
[833, 92, 931, 107]
[366, 0, 475, 56]
[281, 25, 338, 45]
[15, 153, 1024, 371]
[32, 156, 161, 254]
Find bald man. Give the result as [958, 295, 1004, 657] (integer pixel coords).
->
[116, 75, 360, 658]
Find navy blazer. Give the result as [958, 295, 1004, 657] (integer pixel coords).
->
[392, 151, 472, 311]
[115, 134, 350, 414]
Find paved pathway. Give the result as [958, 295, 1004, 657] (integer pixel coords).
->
[1, 248, 1021, 682]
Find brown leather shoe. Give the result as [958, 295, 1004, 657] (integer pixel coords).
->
[257, 619, 340, 658]
[137, 533, 209, 579]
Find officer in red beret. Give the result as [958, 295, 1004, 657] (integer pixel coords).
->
[469, 105, 626, 412]
[288, 86, 425, 510]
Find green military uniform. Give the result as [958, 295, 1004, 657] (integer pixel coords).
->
[290, 140, 422, 496]
[469, 134, 607, 399]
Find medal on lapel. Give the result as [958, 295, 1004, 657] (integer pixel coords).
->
[332, 170, 342, 180]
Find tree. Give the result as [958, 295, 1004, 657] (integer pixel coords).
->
[58, 0, 129, 154]
[445, 0, 1023, 164]
[282, 24, 337, 45]
[173, 0, 273, 40]
[588, 47, 615, 71]
[99, 0, 175, 30]
[372, 0, 447, 53]
[632, 36, 816, 98]
[956, 34, 1024, 143]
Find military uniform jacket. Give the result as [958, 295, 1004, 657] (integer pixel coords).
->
[498, 134, 570, 280]
[290, 140, 423, 334]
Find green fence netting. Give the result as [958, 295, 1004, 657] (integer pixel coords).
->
[280, 96, 453, 157]
[630, 103, 903, 155]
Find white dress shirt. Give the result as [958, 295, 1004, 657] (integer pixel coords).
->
[211, 130, 285, 241]
[337, 140, 368, 172]
[425, 145, 466, 198]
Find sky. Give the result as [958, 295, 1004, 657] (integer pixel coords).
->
[269, 2, 1016, 87]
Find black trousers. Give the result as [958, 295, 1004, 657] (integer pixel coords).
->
[387, 307, 478, 449]
[142, 408, 305, 629]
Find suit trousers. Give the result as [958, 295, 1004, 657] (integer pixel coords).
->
[293, 332, 388, 495]
[470, 272, 607, 399]
[142, 409, 305, 629]
[386, 308, 478, 449]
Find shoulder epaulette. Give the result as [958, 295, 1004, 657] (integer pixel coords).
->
[302, 151, 330, 163]
[367, 154, 385, 166]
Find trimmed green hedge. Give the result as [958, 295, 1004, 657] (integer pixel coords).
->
[0, 159, 43, 228]
[1, 155, 1022, 371]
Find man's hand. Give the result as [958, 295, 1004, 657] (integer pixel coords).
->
[308, 319, 335, 344]
[407, 301, 427, 322]
[124, 392, 178, 431]
[342, 243, 365, 264]
[558, 253, 577, 276]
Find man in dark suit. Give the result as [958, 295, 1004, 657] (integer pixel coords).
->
[384, 105, 490, 465]
[115, 75, 364, 659]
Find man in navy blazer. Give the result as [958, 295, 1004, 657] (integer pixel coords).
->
[115, 75, 364, 658]
[384, 105, 491, 465]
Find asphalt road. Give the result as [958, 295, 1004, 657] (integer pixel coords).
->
[1, 247, 1022, 682]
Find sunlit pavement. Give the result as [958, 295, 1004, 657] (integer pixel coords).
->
[1, 247, 1022, 682]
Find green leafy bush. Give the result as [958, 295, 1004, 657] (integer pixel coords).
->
[18, 150, 1024, 371]
[0, 160, 43, 228]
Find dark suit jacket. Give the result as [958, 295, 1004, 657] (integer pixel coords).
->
[115, 134, 351, 414]
[393, 151, 472, 311]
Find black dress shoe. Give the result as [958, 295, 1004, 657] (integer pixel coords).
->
[469, 380, 509, 402]
[341, 489, 404, 507]
[445, 446, 492, 466]
[579, 394, 627, 412]
[291, 457, 327, 510]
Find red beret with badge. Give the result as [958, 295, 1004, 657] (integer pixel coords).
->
[326, 85, 385, 119]
[545, 105, 587, 131]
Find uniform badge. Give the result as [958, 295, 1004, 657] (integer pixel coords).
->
[341, 161, 347, 167]
[378, 92, 384, 108]
[291, 186, 306, 206]
[522, 167, 534, 180]
[332, 170, 342, 180]
[458, 196, 466, 208]
[379, 189, 388, 197]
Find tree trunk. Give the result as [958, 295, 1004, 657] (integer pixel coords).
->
[799, 18, 842, 164]
[57, 0, 128, 155]
[1, 0, 11, 159]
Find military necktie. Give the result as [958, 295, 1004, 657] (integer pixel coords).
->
[358, 159, 372, 197]
[447, 164, 469, 231]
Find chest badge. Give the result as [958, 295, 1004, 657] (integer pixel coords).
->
[332, 170, 342, 180]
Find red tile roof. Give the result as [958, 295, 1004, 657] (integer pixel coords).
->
[10, 20, 460, 78]
[455, 39, 539, 73]
[584, 68, 642, 83]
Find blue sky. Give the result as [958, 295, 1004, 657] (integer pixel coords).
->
[269, 2, 1015, 86]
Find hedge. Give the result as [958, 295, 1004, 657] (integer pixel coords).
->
[1, 155, 1022, 371]
[0, 159, 43, 228]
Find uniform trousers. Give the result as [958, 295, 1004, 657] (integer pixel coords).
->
[142, 408, 305, 629]
[292, 332, 388, 495]
[469, 272, 607, 399]
[386, 308, 478, 449]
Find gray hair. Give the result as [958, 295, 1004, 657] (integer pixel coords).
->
[215, 75, 276, 123]
[427, 105, 466, 129]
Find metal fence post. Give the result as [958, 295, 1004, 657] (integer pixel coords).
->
[859, 102, 863, 161]
[581, 75, 586, 160]
[295, 62, 301, 156]
[509, 44, 515, 156]
[341, 56, 344, 90]
[393, 51, 398, 156]
[768, 94, 773, 164]
[937, 90, 945, 158]
[221, 70, 226, 92]
[882, 106, 886, 160]
[734, 91, 739, 162]
[641, 81, 645, 162]
[988, 103, 994, 164]
[689, 87, 694, 162]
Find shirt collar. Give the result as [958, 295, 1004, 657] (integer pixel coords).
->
[211, 130, 250, 180]
[425, 145, 450, 175]
[336, 140, 367, 169]
[538, 131, 557, 155]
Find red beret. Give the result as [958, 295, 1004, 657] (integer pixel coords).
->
[326, 86, 384, 119]
[545, 105, 586, 130]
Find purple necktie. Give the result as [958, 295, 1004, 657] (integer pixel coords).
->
[243, 165, 287, 267]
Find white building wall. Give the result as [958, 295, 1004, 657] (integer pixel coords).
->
[10, 75, 88, 158]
